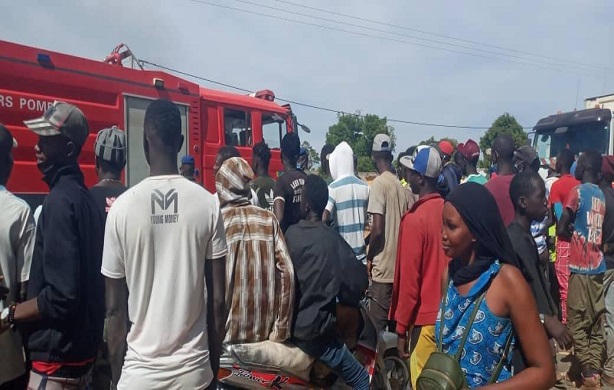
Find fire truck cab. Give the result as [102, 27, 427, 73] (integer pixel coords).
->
[0, 40, 296, 207]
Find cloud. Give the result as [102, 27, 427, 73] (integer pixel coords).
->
[1, 0, 612, 154]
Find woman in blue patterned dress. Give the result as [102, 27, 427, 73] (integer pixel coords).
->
[436, 182, 555, 389]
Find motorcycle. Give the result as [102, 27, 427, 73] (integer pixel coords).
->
[217, 295, 409, 389]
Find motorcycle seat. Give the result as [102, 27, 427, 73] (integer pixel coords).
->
[228, 341, 315, 382]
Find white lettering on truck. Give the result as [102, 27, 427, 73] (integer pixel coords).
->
[0, 93, 54, 112]
[20, 98, 53, 112]
[0, 94, 14, 108]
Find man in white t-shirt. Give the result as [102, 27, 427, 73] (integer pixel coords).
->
[102, 99, 228, 390]
[0, 125, 35, 388]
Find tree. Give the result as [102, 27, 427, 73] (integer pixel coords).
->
[417, 136, 458, 148]
[356, 156, 374, 173]
[325, 112, 396, 172]
[301, 141, 319, 170]
[479, 113, 528, 167]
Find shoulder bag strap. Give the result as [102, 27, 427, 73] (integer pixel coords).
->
[453, 291, 486, 361]
[437, 276, 450, 353]
[487, 325, 514, 384]
[437, 302, 446, 352]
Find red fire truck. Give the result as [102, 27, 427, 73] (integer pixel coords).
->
[0, 40, 299, 207]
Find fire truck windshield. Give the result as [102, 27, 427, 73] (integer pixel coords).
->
[534, 120, 610, 158]
[262, 113, 288, 149]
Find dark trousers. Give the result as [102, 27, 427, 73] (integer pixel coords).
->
[0, 374, 28, 390]
[368, 281, 393, 333]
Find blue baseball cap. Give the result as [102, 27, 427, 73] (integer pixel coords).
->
[181, 155, 195, 165]
[400, 146, 442, 178]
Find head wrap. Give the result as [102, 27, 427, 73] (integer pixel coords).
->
[446, 182, 518, 285]
[215, 157, 254, 208]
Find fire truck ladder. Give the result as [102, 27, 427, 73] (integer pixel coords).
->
[103, 43, 144, 70]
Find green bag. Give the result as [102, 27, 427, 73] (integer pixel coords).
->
[416, 291, 513, 390]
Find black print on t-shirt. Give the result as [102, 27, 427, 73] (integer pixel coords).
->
[150, 188, 179, 225]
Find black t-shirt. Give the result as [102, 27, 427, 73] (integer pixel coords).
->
[89, 185, 128, 227]
[508, 221, 558, 374]
[285, 220, 368, 342]
[273, 169, 307, 232]
[507, 222, 557, 317]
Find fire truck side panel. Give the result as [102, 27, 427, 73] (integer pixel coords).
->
[0, 40, 197, 205]
[1, 40, 293, 206]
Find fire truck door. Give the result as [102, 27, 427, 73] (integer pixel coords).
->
[124, 96, 188, 186]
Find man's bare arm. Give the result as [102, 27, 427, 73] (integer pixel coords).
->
[557, 208, 574, 239]
[105, 277, 129, 389]
[13, 297, 41, 322]
[366, 213, 385, 261]
[19, 282, 28, 303]
[546, 207, 555, 228]
[273, 199, 285, 227]
[206, 257, 227, 389]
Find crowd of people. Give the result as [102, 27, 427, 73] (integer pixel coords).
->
[0, 97, 613, 390]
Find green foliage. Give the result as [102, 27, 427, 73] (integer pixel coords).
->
[301, 141, 320, 169]
[357, 156, 374, 173]
[479, 113, 528, 167]
[325, 112, 396, 172]
[417, 136, 458, 148]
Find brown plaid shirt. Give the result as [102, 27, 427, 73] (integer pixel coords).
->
[221, 204, 295, 343]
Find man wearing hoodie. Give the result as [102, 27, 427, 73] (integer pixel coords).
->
[323, 142, 370, 263]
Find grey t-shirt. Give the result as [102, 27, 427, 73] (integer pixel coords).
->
[367, 171, 408, 283]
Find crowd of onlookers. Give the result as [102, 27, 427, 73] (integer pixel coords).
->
[1, 97, 613, 390]
[385, 134, 614, 389]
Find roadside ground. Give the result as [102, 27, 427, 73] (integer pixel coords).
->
[555, 352, 614, 389]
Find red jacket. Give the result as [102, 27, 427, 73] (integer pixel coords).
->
[390, 193, 449, 334]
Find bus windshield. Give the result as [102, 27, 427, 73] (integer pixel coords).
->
[533, 121, 610, 158]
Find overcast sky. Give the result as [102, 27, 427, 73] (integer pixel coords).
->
[2, 0, 612, 154]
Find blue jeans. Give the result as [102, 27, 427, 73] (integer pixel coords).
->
[296, 337, 370, 389]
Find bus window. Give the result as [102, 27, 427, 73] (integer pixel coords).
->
[224, 108, 252, 147]
[534, 121, 610, 158]
[125, 96, 188, 186]
[262, 113, 287, 149]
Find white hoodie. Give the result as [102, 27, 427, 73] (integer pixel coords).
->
[329, 142, 355, 181]
[326, 142, 370, 260]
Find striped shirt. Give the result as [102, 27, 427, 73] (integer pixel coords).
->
[531, 219, 548, 255]
[325, 176, 370, 260]
[221, 204, 295, 343]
